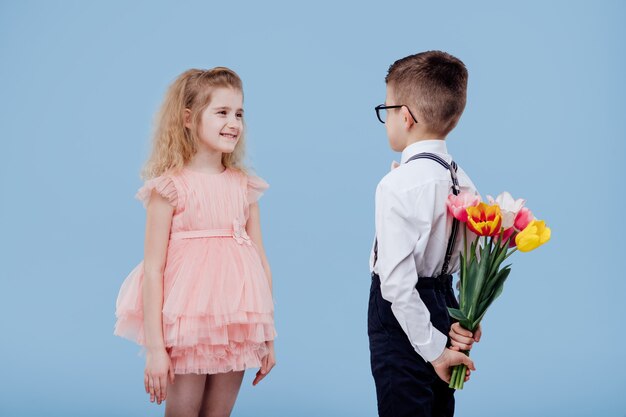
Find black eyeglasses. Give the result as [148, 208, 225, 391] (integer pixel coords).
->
[374, 104, 418, 124]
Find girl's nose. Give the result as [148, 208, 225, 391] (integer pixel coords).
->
[227, 116, 242, 127]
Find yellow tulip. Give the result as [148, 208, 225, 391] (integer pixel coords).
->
[514, 220, 551, 252]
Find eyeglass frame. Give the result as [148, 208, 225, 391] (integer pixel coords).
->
[374, 104, 419, 124]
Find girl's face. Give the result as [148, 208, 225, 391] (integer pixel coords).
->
[194, 87, 244, 155]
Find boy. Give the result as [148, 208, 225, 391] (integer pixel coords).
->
[368, 51, 480, 417]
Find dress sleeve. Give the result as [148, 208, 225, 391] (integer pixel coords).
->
[247, 174, 269, 204]
[135, 175, 178, 209]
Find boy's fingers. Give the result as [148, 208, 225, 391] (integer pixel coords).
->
[451, 323, 473, 337]
[463, 357, 476, 371]
[474, 326, 482, 342]
[451, 339, 473, 351]
[450, 331, 475, 345]
[457, 335, 475, 345]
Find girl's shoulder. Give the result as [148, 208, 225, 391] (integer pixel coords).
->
[246, 175, 268, 203]
[135, 167, 270, 207]
[241, 170, 269, 204]
[222, 167, 270, 204]
[135, 170, 184, 210]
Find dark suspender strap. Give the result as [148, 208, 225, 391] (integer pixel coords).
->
[373, 153, 460, 277]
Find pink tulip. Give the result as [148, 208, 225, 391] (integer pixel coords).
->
[514, 207, 534, 231]
[494, 227, 519, 248]
[447, 192, 481, 223]
[502, 227, 515, 242]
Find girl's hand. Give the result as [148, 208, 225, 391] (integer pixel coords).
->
[252, 341, 276, 386]
[144, 348, 175, 404]
[449, 322, 482, 351]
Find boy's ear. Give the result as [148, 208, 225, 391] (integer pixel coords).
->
[401, 106, 416, 130]
[184, 109, 192, 129]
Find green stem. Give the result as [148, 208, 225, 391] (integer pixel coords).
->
[503, 247, 518, 262]
[448, 366, 459, 389]
[450, 364, 466, 389]
[448, 350, 470, 390]
[456, 365, 467, 389]
[454, 366, 462, 389]
[463, 226, 468, 260]
[460, 226, 467, 307]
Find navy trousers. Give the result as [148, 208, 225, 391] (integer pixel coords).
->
[368, 273, 459, 417]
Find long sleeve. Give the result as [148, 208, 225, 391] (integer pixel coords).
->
[375, 179, 448, 362]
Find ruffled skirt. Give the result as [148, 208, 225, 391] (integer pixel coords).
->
[114, 238, 276, 374]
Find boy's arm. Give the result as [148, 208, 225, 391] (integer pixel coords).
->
[375, 180, 447, 362]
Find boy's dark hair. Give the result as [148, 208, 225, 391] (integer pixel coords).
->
[386, 51, 468, 136]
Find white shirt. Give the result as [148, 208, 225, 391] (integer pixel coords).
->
[370, 140, 479, 362]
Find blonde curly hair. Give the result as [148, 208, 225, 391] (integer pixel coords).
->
[141, 67, 247, 179]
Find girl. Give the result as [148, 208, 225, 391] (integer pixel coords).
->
[114, 67, 276, 417]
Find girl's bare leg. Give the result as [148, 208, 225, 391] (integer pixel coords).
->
[199, 371, 245, 417]
[164, 374, 207, 417]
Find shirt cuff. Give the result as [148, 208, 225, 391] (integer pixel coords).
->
[417, 328, 448, 363]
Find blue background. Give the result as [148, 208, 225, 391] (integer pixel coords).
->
[1, 1, 624, 416]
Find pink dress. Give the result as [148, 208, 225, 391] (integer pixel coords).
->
[114, 167, 276, 375]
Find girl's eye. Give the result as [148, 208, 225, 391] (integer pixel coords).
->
[218, 110, 227, 115]
[236, 113, 243, 118]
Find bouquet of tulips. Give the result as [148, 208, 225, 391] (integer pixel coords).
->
[445, 192, 551, 390]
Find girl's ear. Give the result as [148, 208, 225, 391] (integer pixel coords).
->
[184, 109, 192, 129]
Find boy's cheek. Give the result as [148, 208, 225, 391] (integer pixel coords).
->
[387, 131, 404, 152]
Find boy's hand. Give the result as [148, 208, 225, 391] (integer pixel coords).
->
[449, 323, 481, 351]
[431, 347, 475, 384]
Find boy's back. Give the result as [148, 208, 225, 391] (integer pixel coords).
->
[368, 51, 477, 417]
[371, 140, 478, 281]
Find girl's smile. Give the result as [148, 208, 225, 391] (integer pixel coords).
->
[187, 86, 244, 155]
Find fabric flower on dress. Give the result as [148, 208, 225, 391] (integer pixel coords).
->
[232, 218, 252, 246]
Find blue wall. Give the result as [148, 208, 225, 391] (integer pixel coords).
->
[1, 1, 624, 416]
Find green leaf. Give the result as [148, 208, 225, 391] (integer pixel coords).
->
[464, 256, 483, 321]
[448, 308, 473, 331]
[488, 239, 511, 278]
[476, 266, 511, 317]
[480, 264, 511, 306]
[467, 242, 491, 320]
[447, 308, 468, 322]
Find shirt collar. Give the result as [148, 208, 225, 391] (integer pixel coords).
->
[400, 139, 448, 164]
